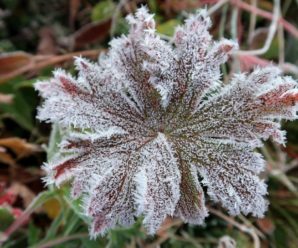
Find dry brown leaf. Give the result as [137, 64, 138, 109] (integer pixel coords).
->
[71, 19, 111, 50]
[0, 50, 101, 83]
[274, 190, 293, 198]
[282, 145, 298, 159]
[0, 138, 41, 160]
[156, 217, 182, 237]
[0, 150, 15, 166]
[256, 218, 275, 234]
[8, 183, 36, 209]
[158, 0, 201, 14]
[0, 52, 33, 83]
[37, 27, 57, 55]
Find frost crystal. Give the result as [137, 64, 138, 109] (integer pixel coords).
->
[35, 7, 298, 238]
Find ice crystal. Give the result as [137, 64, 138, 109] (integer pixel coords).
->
[35, 7, 298, 238]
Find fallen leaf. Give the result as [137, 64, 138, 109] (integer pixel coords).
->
[256, 218, 275, 234]
[0, 52, 33, 84]
[37, 27, 57, 55]
[156, 217, 182, 237]
[0, 138, 40, 160]
[273, 190, 293, 198]
[8, 183, 36, 209]
[157, 0, 200, 14]
[0, 150, 15, 166]
[0, 50, 101, 83]
[282, 145, 298, 159]
[0, 138, 41, 168]
[71, 19, 111, 50]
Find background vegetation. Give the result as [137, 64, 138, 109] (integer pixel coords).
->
[0, 0, 298, 247]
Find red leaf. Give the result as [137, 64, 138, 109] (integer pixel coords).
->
[71, 20, 111, 49]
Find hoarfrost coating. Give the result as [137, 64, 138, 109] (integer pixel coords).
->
[35, 7, 298, 237]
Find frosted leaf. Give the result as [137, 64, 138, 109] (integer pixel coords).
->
[174, 163, 208, 224]
[140, 133, 181, 234]
[36, 7, 298, 238]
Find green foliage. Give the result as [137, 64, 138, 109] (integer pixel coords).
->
[0, 208, 14, 231]
[0, 77, 38, 131]
[0, 40, 15, 52]
[148, 0, 158, 13]
[27, 222, 41, 246]
[107, 219, 145, 247]
[263, 37, 279, 60]
[112, 17, 130, 36]
[157, 19, 181, 36]
[285, 36, 298, 65]
[91, 0, 116, 22]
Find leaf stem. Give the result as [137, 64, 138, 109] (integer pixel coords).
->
[33, 233, 88, 248]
